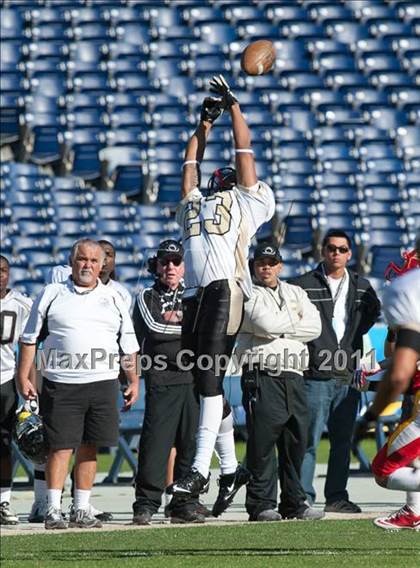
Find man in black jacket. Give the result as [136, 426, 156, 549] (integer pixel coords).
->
[132, 240, 202, 525]
[290, 229, 381, 513]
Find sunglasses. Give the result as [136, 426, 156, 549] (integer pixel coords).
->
[160, 257, 182, 267]
[326, 244, 350, 254]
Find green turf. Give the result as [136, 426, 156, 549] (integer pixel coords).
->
[1, 521, 419, 568]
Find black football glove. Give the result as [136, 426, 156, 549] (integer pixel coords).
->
[200, 96, 224, 124]
[209, 75, 238, 109]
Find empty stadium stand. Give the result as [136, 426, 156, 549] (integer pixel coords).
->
[1, 0, 419, 299]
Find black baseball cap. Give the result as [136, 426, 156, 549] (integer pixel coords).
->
[254, 242, 283, 263]
[156, 239, 184, 260]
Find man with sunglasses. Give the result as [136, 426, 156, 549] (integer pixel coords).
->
[132, 240, 204, 524]
[170, 76, 275, 502]
[291, 229, 381, 513]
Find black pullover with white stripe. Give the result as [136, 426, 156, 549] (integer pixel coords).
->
[132, 280, 194, 388]
[289, 264, 381, 381]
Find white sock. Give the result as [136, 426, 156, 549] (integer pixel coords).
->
[34, 465, 47, 503]
[47, 489, 62, 510]
[407, 492, 420, 515]
[192, 395, 224, 478]
[387, 467, 420, 491]
[73, 489, 91, 511]
[215, 411, 238, 476]
[164, 492, 172, 507]
[0, 487, 12, 504]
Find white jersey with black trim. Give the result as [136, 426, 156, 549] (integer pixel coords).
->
[383, 269, 420, 333]
[176, 181, 275, 299]
[21, 278, 139, 384]
[0, 289, 33, 385]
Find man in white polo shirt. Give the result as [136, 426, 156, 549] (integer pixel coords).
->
[17, 239, 139, 530]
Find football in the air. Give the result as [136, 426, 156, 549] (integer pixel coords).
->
[240, 40, 276, 76]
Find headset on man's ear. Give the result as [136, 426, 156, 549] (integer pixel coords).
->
[147, 256, 158, 275]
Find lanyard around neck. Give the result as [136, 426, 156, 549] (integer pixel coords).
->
[322, 265, 346, 308]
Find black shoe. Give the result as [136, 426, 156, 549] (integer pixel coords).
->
[95, 511, 113, 522]
[196, 500, 212, 517]
[133, 510, 153, 525]
[212, 464, 251, 517]
[282, 503, 325, 521]
[167, 469, 210, 497]
[325, 499, 362, 514]
[170, 509, 205, 524]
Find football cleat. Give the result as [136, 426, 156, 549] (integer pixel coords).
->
[374, 506, 420, 531]
[212, 464, 251, 517]
[28, 500, 48, 523]
[0, 502, 18, 525]
[170, 509, 205, 524]
[44, 506, 67, 530]
[167, 469, 210, 497]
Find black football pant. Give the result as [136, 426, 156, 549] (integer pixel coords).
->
[182, 279, 244, 397]
[242, 370, 309, 519]
[133, 383, 199, 514]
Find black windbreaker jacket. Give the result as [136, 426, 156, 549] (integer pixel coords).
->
[132, 280, 193, 388]
[290, 264, 381, 381]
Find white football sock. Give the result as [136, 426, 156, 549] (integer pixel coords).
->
[215, 411, 238, 476]
[47, 489, 62, 510]
[407, 492, 420, 515]
[0, 487, 12, 504]
[73, 489, 91, 511]
[34, 465, 47, 503]
[387, 467, 420, 491]
[192, 395, 223, 478]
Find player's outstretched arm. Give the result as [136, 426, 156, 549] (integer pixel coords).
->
[181, 97, 223, 199]
[209, 75, 257, 188]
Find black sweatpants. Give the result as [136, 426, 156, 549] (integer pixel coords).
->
[134, 383, 199, 514]
[242, 370, 309, 518]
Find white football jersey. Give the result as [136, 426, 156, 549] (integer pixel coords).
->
[0, 289, 33, 385]
[176, 181, 275, 299]
[383, 268, 420, 333]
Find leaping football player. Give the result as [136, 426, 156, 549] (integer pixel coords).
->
[169, 76, 275, 513]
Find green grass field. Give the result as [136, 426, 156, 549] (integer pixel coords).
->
[1, 521, 419, 568]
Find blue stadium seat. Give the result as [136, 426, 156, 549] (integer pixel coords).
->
[30, 23, 69, 41]
[29, 72, 67, 98]
[326, 20, 370, 44]
[113, 23, 151, 45]
[1, 8, 25, 40]
[0, 94, 19, 144]
[367, 107, 409, 129]
[59, 129, 106, 180]
[23, 41, 67, 63]
[56, 205, 95, 221]
[146, 6, 184, 28]
[183, 5, 224, 24]
[369, 20, 412, 39]
[1, 72, 25, 97]
[195, 22, 237, 45]
[1, 40, 22, 71]
[20, 114, 63, 165]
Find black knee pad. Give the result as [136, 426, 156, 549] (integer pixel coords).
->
[222, 399, 231, 419]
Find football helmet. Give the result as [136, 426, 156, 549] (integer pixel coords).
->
[207, 167, 236, 196]
[14, 405, 48, 465]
